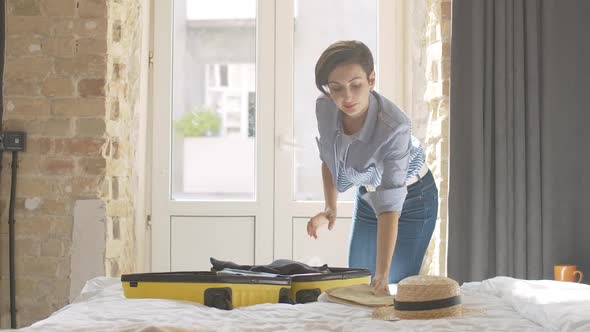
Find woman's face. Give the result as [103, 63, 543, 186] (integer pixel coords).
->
[326, 63, 375, 118]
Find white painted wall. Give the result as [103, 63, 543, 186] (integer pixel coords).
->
[69, 200, 106, 302]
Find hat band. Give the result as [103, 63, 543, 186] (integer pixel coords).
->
[394, 295, 461, 311]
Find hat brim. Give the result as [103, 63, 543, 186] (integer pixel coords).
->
[372, 304, 484, 321]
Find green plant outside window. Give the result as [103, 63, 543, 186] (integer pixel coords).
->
[175, 110, 222, 137]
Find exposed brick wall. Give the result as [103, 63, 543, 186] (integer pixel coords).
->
[104, 0, 144, 277]
[0, 0, 145, 327]
[419, 0, 451, 276]
[0, 0, 107, 327]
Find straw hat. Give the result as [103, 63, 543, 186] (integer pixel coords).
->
[372, 275, 482, 321]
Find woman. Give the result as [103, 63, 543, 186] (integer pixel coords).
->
[307, 40, 438, 296]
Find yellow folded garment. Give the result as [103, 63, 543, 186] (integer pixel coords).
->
[325, 284, 394, 307]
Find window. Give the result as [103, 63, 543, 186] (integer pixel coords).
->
[170, 0, 257, 200]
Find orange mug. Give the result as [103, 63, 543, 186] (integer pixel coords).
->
[554, 265, 584, 283]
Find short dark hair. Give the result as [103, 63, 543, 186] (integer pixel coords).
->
[314, 40, 375, 95]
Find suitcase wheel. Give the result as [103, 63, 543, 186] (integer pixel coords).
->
[296, 288, 321, 303]
[279, 287, 294, 304]
[204, 287, 233, 310]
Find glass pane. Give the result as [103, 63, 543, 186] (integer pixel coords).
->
[171, 0, 257, 200]
[293, 0, 378, 201]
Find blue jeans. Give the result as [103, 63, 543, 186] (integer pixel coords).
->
[348, 170, 438, 283]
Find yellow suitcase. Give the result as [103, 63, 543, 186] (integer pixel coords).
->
[121, 271, 292, 309]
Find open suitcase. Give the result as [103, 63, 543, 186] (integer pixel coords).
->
[122, 267, 371, 309]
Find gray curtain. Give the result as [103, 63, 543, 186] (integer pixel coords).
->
[448, 0, 590, 284]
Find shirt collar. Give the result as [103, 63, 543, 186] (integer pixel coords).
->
[337, 90, 379, 143]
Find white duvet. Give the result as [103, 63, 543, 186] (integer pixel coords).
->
[463, 276, 590, 331]
[15, 276, 590, 332]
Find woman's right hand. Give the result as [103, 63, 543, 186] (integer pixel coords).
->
[306, 209, 337, 239]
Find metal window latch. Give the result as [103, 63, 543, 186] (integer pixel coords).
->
[277, 135, 302, 151]
[148, 51, 154, 66]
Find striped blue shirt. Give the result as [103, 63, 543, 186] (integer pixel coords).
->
[336, 135, 425, 193]
[315, 91, 426, 214]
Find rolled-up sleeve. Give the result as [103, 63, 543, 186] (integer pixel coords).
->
[366, 123, 411, 215]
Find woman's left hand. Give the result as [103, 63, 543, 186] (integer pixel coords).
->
[370, 274, 391, 296]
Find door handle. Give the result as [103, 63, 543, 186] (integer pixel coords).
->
[277, 135, 301, 151]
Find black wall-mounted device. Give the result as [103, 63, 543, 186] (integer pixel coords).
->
[0, 131, 26, 151]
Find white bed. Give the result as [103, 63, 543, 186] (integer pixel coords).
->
[18, 276, 590, 332]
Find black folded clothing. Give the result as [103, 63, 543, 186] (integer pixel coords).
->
[210, 257, 330, 275]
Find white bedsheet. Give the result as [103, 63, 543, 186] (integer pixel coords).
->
[463, 276, 590, 331]
[14, 276, 589, 332]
